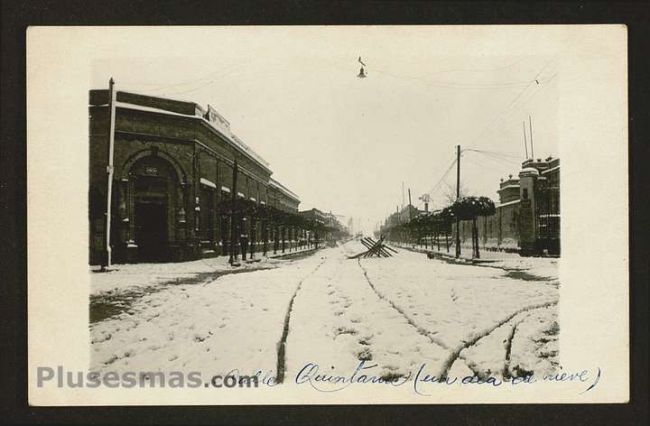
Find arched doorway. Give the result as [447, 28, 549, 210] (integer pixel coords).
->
[130, 155, 179, 261]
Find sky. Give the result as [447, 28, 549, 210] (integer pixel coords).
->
[91, 27, 558, 234]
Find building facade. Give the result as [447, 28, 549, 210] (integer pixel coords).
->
[454, 156, 560, 255]
[89, 90, 304, 264]
[298, 208, 349, 244]
[380, 156, 560, 256]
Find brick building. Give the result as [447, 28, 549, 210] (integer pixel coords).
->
[89, 90, 304, 264]
[268, 178, 300, 213]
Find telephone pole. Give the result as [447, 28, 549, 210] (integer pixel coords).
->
[103, 78, 117, 270]
[455, 144, 461, 258]
[408, 188, 412, 221]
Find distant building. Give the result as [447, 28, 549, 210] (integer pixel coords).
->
[519, 156, 560, 254]
[299, 208, 348, 242]
[383, 205, 420, 228]
[380, 156, 560, 256]
[299, 208, 328, 224]
[456, 156, 560, 255]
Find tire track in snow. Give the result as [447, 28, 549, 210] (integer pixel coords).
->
[275, 258, 327, 383]
[502, 314, 529, 379]
[358, 258, 558, 379]
[357, 258, 481, 378]
[439, 300, 558, 379]
[453, 311, 533, 380]
[356, 259, 450, 351]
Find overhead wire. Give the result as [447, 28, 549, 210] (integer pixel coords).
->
[112, 60, 250, 95]
[411, 56, 529, 77]
[390, 60, 557, 212]
[320, 54, 555, 90]
[421, 156, 458, 199]
[464, 149, 522, 166]
[464, 148, 522, 159]
[461, 61, 557, 150]
[463, 155, 514, 174]
[373, 68, 543, 90]
[155, 61, 255, 97]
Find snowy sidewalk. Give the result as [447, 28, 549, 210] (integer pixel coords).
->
[90, 249, 332, 378]
[90, 247, 321, 297]
[393, 243, 559, 282]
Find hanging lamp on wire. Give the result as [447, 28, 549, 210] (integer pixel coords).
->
[357, 56, 367, 78]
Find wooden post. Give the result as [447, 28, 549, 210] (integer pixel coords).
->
[250, 215, 256, 260]
[474, 218, 480, 258]
[228, 158, 238, 264]
[103, 78, 117, 270]
[262, 221, 267, 256]
[274, 225, 278, 254]
[455, 145, 461, 258]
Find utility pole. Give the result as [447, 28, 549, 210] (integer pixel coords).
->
[103, 78, 117, 270]
[455, 144, 461, 258]
[523, 121, 529, 159]
[529, 115, 535, 159]
[408, 188, 412, 221]
[456, 145, 461, 200]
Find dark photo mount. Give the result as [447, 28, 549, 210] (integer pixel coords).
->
[2, 1, 649, 426]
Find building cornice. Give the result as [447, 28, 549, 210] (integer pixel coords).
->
[269, 178, 300, 203]
[100, 101, 273, 175]
[113, 129, 269, 187]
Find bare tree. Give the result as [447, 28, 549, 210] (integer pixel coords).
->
[443, 181, 470, 204]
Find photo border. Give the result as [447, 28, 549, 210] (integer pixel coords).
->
[2, 1, 648, 424]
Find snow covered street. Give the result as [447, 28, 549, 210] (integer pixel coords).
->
[90, 240, 559, 385]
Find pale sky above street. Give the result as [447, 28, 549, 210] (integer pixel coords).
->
[91, 27, 558, 234]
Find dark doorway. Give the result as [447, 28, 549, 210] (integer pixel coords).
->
[135, 201, 168, 261]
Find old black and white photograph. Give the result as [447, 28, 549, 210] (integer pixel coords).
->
[26, 25, 629, 405]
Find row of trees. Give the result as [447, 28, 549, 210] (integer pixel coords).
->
[380, 196, 496, 259]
